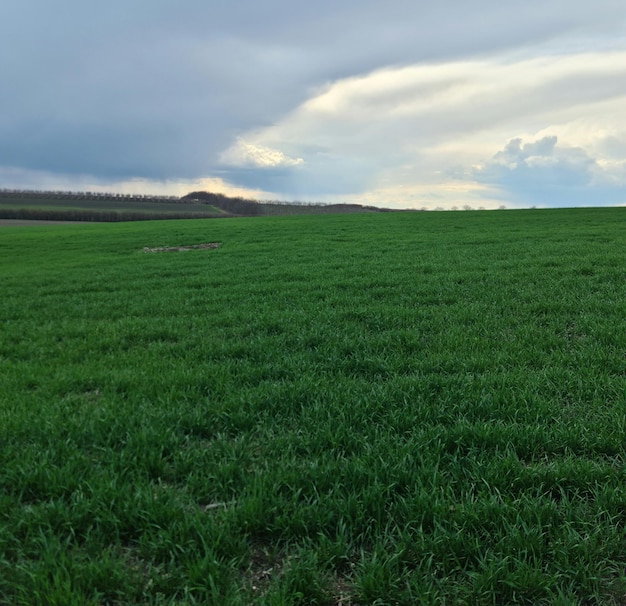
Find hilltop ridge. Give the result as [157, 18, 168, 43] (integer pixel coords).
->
[0, 188, 392, 222]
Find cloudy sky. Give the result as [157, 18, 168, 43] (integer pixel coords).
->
[2, 1, 626, 209]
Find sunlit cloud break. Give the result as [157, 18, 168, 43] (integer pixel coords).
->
[220, 139, 304, 169]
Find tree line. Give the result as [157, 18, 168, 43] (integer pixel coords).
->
[0, 208, 221, 223]
[0, 189, 179, 203]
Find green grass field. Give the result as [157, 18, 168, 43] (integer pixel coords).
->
[1, 209, 625, 605]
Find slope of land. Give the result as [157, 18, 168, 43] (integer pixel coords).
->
[1, 208, 624, 604]
[0, 189, 390, 222]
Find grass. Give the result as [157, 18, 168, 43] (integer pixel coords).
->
[0, 208, 625, 604]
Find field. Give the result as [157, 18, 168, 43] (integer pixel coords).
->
[0, 191, 225, 222]
[0, 190, 384, 221]
[1, 208, 625, 605]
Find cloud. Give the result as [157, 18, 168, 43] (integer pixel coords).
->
[220, 139, 303, 168]
[492, 137, 559, 167]
[473, 136, 626, 207]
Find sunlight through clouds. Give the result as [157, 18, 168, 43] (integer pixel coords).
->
[0, 166, 278, 200]
[220, 139, 304, 168]
[224, 48, 626, 207]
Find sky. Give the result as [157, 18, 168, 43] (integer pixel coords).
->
[2, 1, 626, 209]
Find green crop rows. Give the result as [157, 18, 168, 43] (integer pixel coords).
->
[1, 209, 625, 604]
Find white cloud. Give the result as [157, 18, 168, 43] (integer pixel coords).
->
[473, 135, 626, 207]
[220, 139, 304, 169]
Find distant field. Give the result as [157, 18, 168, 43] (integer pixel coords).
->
[1, 209, 625, 604]
[0, 192, 225, 222]
[0, 190, 384, 221]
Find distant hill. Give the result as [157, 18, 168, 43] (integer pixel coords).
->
[0, 189, 221, 222]
[182, 191, 393, 216]
[0, 188, 395, 222]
